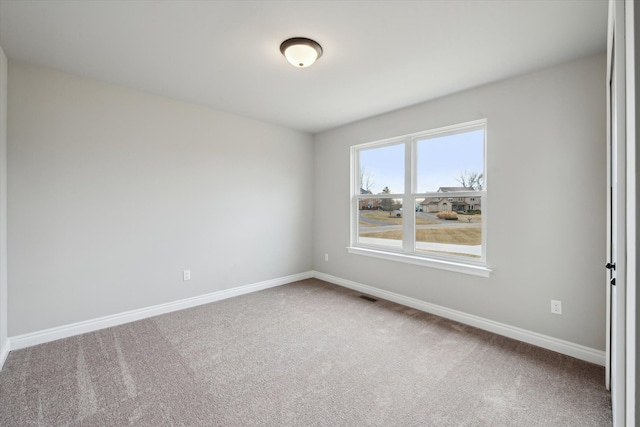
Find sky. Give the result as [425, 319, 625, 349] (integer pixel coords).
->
[360, 129, 484, 194]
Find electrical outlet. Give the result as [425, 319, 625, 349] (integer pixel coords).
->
[551, 300, 562, 315]
[324, 253, 329, 262]
[183, 270, 191, 281]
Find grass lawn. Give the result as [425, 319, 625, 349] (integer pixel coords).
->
[360, 227, 481, 245]
[360, 210, 439, 226]
[455, 213, 482, 223]
[360, 211, 402, 224]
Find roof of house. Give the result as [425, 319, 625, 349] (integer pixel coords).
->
[437, 187, 475, 192]
[420, 198, 445, 205]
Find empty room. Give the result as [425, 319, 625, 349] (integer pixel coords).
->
[0, 1, 637, 426]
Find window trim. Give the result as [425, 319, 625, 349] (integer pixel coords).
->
[346, 246, 491, 277]
[349, 119, 491, 277]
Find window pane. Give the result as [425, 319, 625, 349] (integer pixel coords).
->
[358, 199, 403, 249]
[359, 144, 404, 195]
[415, 196, 482, 258]
[416, 129, 484, 193]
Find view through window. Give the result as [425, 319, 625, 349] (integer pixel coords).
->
[353, 120, 486, 265]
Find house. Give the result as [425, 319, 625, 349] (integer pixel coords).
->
[420, 187, 482, 213]
[0, 1, 637, 425]
[359, 188, 379, 210]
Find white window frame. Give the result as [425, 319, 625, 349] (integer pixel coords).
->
[348, 119, 491, 277]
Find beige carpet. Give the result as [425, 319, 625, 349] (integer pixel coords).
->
[0, 279, 611, 426]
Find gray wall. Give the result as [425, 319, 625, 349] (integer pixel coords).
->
[0, 47, 7, 354]
[313, 54, 607, 350]
[5, 54, 608, 354]
[7, 61, 314, 336]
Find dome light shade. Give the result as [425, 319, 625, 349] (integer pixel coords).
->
[280, 38, 323, 68]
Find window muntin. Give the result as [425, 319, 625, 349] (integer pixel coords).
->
[352, 120, 487, 268]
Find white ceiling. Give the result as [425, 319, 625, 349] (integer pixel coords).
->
[0, 0, 608, 134]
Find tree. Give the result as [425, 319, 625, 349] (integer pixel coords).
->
[379, 186, 393, 213]
[455, 170, 484, 190]
[359, 167, 376, 193]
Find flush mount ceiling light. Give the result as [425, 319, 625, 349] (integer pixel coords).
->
[280, 37, 323, 68]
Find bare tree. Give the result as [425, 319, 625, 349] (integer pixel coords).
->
[359, 167, 376, 193]
[455, 170, 484, 190]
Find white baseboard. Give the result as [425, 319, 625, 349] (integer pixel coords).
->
[9, 271, 314, 351]
[3, 270, 605, 368]
[0, 339, 9, 371]
[313, 271, 606, 366]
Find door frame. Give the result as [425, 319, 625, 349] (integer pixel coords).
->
[623, 1, 636, 424]
[607, 1, 638, 426]
[607, 0, 626, 425]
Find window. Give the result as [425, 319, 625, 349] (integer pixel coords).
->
[349, 119, 490, 277]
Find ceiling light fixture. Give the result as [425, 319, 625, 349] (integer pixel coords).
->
[280, 37, 323, 68]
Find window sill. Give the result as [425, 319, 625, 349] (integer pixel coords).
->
[346, 246, 492, 278]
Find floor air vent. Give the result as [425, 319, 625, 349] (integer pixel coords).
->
[359, 295, 378, 303]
